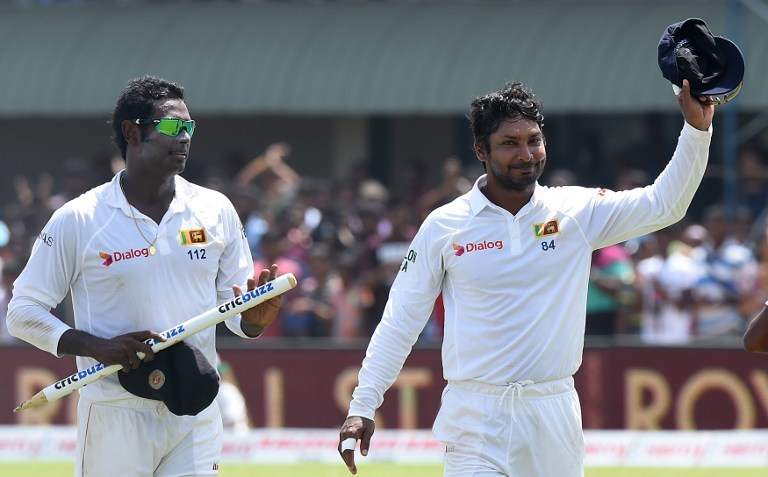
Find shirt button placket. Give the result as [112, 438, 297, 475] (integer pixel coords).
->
[507, 217, 520, 253]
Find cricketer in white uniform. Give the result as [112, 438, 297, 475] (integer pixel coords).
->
[338, 80, 715, 476]
[6, 76, 282, 477]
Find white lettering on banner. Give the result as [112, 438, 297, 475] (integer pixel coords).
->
[1, 428, 768, 466]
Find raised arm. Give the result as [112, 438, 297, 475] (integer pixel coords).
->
[581, 80, 716, 249]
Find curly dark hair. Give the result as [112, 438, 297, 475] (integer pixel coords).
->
[111, 76, 185, 158]
[468, 82, 544, 153]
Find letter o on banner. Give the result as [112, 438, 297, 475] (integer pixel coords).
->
[676, 369, 756, 429]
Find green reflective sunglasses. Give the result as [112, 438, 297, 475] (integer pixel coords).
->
[134, 118, 196, 137]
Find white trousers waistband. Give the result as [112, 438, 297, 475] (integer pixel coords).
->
[447, 375, 574, 399]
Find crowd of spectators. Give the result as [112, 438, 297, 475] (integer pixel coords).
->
[2, 143, 768, 346]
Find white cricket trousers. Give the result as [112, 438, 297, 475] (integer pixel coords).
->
[432, 376, 584, 477]
[75, 395, 222, 477]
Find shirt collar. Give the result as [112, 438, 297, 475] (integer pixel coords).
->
[468, 174, 543, 217]
[105, 170, 188, 217]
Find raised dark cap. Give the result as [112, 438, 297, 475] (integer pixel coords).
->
[658, 18, 744, 100]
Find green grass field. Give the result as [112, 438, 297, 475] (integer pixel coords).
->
[1, 463, 766, 477]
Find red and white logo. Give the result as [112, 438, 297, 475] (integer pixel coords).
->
[453, 240, 504, 256]
[99, 247, 151, 267]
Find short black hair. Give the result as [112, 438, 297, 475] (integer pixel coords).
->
[468, 81, 544, 153]
[111, 75, 185, 158]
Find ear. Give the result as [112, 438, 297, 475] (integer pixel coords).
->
[473, 143, 487, 162]
[121, 120, 140, 146]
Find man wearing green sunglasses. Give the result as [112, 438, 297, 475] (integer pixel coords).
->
[7, 75, 286, 477]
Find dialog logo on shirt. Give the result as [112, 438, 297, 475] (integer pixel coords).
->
[533, 219, 559, 237]
[99, 247, 151, 267]
[179, 228, 207, 245]
[453, 240, 504, 256]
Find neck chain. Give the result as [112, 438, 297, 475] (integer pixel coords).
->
[120, 174, 158, 256]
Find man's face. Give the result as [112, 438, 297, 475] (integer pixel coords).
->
[476, 118, 546, 191]
[133, 98, 192, 174]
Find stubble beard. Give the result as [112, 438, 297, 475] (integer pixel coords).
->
[488, 161, 544, 191]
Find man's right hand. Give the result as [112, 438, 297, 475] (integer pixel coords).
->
[58, 329, 165, 371]
[678, 79, 715, 131]
[338, 415, 375, 475]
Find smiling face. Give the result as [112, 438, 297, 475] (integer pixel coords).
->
[475, 118, 546, 192]
[125, 98, 192, 176]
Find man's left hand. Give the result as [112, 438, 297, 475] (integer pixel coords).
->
[678, 79, 715, 131]
[234, 264, 283, 336]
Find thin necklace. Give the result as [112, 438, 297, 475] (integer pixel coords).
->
[120, 174, 158, 256]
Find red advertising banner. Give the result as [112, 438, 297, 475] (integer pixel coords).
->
[2, 345, 767, 430]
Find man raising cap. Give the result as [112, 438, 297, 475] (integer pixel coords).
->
[337, 79, 714, 476]
[6, 76, 284, 477]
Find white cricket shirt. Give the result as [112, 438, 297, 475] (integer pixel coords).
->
[348, 122, 712, 419]
[7, 171, 254, 401]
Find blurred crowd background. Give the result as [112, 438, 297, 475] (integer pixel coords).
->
[2, 140, 768, 347]
[1, 0, 768, 350]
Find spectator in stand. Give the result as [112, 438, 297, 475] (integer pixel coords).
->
[251, 230, 305, 338]
[586, 245, 636, 336]
[648, 226, 707, 343]
[631, 231, 670, 342]
[48, 158, 95, 210]
[233, 187, 271, 259]
[418, 156, 473, 212]
[255, 230, 304, 285]
[737, 147, 768, 220]
[692, 206, 758, 338]
[282, 245, 339, 337]
[331, 252, 371, 339]
[235, 142, 301, 216]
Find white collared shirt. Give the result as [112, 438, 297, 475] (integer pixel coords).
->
[348, 122, 712, 419]
[7, 171, 254, 401]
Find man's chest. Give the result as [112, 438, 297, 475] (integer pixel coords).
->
[443, 212, 588, 290]
[80, 211, 224, 285]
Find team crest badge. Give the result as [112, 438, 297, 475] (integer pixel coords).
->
[533, 220, 560, 237]
[179, 228, 207, 245]
[148, 369, 166, 390]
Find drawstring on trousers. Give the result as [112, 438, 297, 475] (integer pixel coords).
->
[498, 380, 534, 422]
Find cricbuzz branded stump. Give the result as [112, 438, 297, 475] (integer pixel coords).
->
[14, 273, 297, 412]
